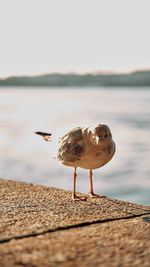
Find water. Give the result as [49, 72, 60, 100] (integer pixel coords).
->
[0, 87, 150, 205]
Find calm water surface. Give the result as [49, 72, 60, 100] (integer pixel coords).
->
[0, 87, 150, 205]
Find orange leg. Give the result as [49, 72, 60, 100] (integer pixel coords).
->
[72, 168, 86, 201]
[89, 169, 105, 198]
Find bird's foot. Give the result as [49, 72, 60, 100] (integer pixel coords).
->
[89, 192, 105, 198]
[72, 194, 87, 201]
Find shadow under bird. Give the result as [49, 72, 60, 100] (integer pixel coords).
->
[35, 123, 116, 200]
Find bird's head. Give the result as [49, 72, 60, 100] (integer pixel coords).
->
[87, 124, 112, 146]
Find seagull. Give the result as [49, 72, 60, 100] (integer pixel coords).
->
[35, 123, 115, 200]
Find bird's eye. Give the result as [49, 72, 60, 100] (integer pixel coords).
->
[104, 134, 107, 138]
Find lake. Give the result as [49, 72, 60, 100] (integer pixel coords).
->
[0, 87, 150, 205]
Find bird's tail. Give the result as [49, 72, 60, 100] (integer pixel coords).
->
[35, 131, 52, 142]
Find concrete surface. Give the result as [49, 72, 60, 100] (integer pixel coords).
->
[0, 178, 150, 266]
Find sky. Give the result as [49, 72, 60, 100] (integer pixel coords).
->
[0, 0, 150, 77]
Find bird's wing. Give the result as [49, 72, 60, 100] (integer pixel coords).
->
[35, 131, 52, 142]
[57, 127, 85, 163]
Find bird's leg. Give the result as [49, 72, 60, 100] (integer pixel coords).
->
[72, 168, 77, 200]
[72, 168, 87, 201]
[89, 169, 105, 198]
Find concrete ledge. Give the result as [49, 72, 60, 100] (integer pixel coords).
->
[0, 178, 150, 266]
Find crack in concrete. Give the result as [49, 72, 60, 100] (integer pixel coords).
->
[0, 212, 150, 244]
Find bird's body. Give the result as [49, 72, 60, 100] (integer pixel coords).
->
[35, 123, 115, 200]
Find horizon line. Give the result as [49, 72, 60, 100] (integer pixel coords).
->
[0, 68, 150, 80]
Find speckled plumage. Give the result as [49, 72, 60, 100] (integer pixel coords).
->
[35, 123, 116, 200]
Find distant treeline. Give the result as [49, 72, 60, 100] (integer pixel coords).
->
[0, 70, 150, 87]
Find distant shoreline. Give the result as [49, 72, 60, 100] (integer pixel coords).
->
[0, 70, 150, 87]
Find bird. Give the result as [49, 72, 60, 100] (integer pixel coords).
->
[35, 123, 115, 201]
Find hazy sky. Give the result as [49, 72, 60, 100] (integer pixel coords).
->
[0, 0, 150, 77]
